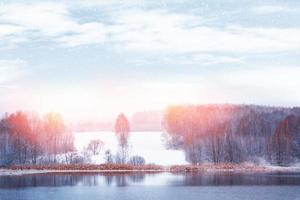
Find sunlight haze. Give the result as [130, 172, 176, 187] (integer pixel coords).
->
[0, 0, 299, 121]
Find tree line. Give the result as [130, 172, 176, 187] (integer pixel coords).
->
[0, 111, 74, 166]
[163, 104, 300, 166]
[0, 111, 145, 166]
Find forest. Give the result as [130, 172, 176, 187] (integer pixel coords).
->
[164, 104, 300, 166]
[0, 112, 74, 166]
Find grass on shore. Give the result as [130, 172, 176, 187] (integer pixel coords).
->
[6, 164, 164, 171]
[3, 163, 269, 171]
[169, 163, 267, 172]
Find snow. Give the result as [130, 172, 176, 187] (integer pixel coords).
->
[74, 131, 187, 165]
[0, 169, 49, 176]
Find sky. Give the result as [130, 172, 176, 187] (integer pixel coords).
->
[0, 0, 299, 121]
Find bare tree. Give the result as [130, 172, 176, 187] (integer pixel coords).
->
[0, 111, 75, 166]
[129, 155, 145, 165]
[43, 113, 65, 163]
[27, 113, 43, 165]
[104, 150, 113, 163]
[6, 111, 31, 164]
[114, 113, 130, 164]
[87, 139, 104, 155]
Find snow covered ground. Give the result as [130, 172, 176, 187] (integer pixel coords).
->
[74, 131, 187, 165]
[0, 169, 52, 176]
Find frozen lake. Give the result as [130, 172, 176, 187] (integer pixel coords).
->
[1, 172, 300, 200]
[74, 131, 187, 165]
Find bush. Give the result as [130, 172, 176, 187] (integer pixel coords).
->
[129, 156, 145, 165]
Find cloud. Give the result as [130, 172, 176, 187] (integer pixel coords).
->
[160, 53, 243, 66]
[215, 66, 300, 90]
[193, 65, 300, 106]
[72, 0, 142, 7]
[56, 22, 108, 46]
[0, 24, 25, 47]
[0, 59, 27, 86]
[110, 10, 300, 53]
[118, 65, 300, 107]
[0, 2, 107, 46]
[0, 2, 299, 54]
[0, 2, 76, 36]
[71, 0, 172, 8]
[0, 24, 23, 37]
[253, 5, 299, 14]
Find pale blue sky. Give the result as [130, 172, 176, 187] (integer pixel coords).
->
[0, 0, 299, 121]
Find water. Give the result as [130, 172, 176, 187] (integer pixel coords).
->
[74, 131, 187, 165]
[1, 172, 300, 200]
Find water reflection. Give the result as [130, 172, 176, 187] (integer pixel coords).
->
[0, 173, 148, 188]
[1, 172, 300, 188]
[174, 172, 300, 186]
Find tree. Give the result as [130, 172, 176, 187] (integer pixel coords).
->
[61, 130, 75, 163]
[129, 155, 145, 165]
[115, 113, 130, 146]
[0, 112, 45, 165]
[27, 113, 43, 165]
[87, 139, 104, 155]
[104, 150, 113, 163]
[114, 113, 130, 164]
[163, 104, 300, 165]
[0, 114, 14, 166]
[43, 113, 65, 163]
[0, 111, 74, 166]
[268, 115, 300, 166]
[6, 111, 31, 164]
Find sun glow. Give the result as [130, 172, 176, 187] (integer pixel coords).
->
[26, 81, 214, 121]
[34, 88, 101, 121]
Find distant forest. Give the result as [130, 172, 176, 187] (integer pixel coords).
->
[72, 111, 162, 132]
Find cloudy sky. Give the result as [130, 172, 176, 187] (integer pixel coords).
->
[0, 0, 299, 121]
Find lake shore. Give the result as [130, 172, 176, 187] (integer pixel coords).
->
[1, 163, 300, 176]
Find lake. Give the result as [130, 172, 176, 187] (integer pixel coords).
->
[1, 172, 300, 200]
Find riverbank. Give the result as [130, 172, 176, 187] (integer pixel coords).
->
[1, 163, 300, 176]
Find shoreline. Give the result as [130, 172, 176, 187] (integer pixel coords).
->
[0, 169, 166, 176]
[1, 164, 300, 176]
